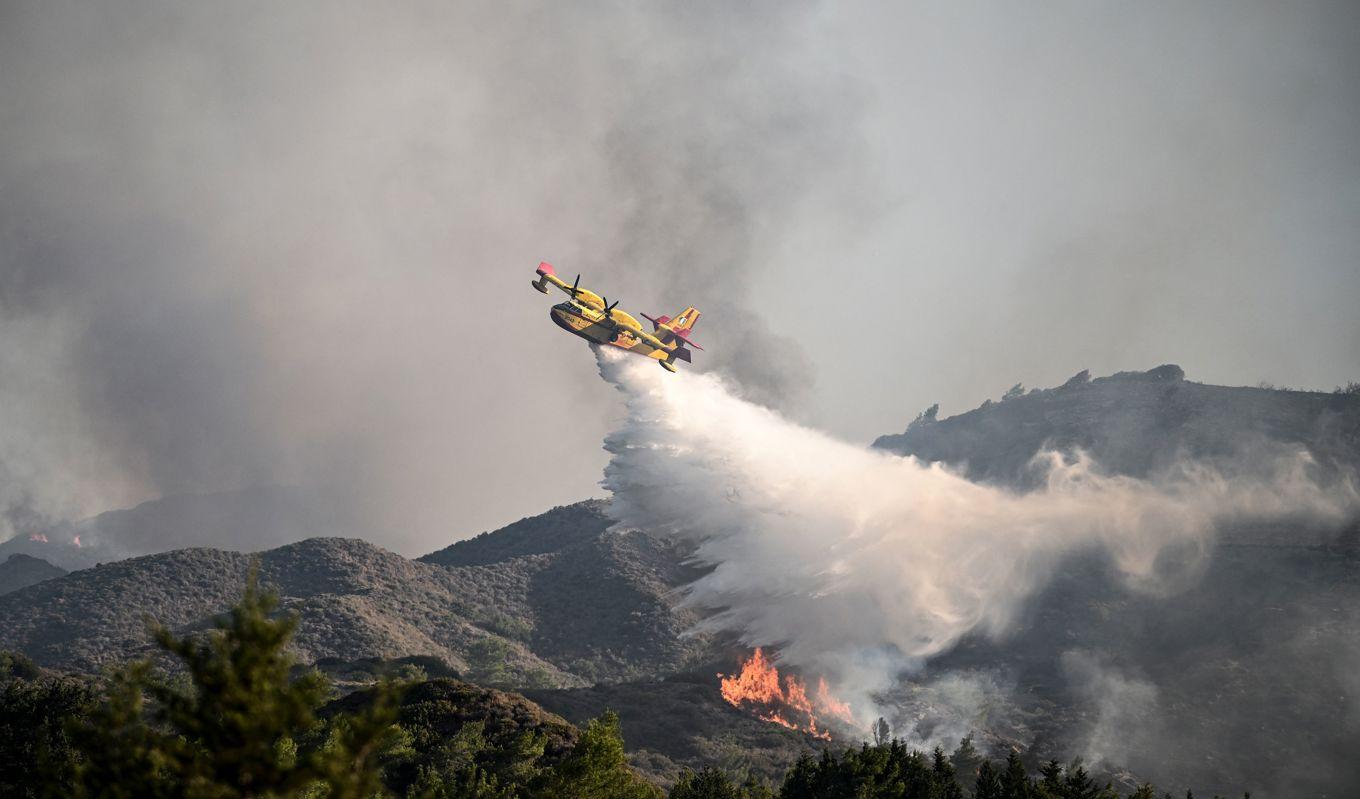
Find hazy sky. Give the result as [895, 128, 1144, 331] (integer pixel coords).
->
[2, 1, 1357, 553]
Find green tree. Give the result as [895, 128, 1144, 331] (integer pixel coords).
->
[1000, 750, 1032, 799]
[464, 640, 511, 686]
[1037, 760, 1063, 798]
[1063, 761, 1100, 799]
[71, 571, 403, 798]
[975, 760, 1003, 799]
[0, 673, 94, 798]
[540, 711, 661, 799]
[933, 746, 965, 799]
[670, 767, 742, 799]
[950, 734, 983, 784]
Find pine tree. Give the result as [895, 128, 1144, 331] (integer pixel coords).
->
[1063, 761, 1100, 799]
[0, 673, 94, 799]
[975, 760, 1003, 799]
[777, 754, 818, 799]
[1038, 760, 1063, 798]
[71, 570, 403, 798]
[670, 767, 742, 799]
[950, 734, 984, 784]
[540, 711, 661, 799]
[932, 746, 964, 799]
[1000, 750, 1031, 799]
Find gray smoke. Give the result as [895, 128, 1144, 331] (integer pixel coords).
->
[0, 1, 863, 550]
[596, 346, 1357, 719]
[3, 1, 1357, 554]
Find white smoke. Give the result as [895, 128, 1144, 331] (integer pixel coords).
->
[596, 347, 1356, 713]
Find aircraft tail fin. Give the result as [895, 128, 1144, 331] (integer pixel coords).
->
[669, 306, 700, 332]
[666, 307, 702, 350]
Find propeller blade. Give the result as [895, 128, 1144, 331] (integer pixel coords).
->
[570, 274, 580, 296]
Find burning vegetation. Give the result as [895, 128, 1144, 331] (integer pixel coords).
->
[718, 648, 856, 739]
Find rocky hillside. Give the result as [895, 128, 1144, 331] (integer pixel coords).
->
[422, 501, 713, 682]
[0, 502, 715, 686]
[0, 538, 576, 683]
[874, 365, 1360, 490]
[0, 554, 66, 595]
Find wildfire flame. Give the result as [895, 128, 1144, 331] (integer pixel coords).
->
[718, 648, 856, 739]
[28, 533, 48, 543]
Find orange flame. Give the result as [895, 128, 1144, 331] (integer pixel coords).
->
[28, 533, 48, 543]
[718, 648, 856, 739]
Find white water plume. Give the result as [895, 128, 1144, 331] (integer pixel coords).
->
[596, 348, 1355, 709]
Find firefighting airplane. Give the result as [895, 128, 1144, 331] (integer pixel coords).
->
[531, 262, 702, 372]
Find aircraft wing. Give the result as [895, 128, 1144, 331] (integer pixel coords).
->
[532, 262, 572, 294]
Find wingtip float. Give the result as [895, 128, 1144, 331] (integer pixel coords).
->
[531, 261, 702, 373]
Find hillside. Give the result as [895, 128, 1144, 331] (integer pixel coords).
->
[874, 365, 1360, 491]
[0, 503, 716, 685]
[527, 671, 829, 787]
[872, 366, 1360, 797]
[0, 554, 66, 595]
[420, 500, 715, 682]
[0, 538, 573, 683]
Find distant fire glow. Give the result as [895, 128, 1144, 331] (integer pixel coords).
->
[719, 648, 856, 739]
[28, 533, 48, 543]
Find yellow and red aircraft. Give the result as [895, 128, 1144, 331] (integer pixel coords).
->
[531, 262, 702, 372]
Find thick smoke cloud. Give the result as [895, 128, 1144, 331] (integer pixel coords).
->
[3, 1, 1358, 554]
[0, 1, 863, 549]
[596, 347, 1356, 715]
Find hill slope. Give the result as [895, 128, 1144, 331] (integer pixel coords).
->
[874, 365, 1360, 491]
[0, 554, 66, 595]
[0, 538, 573, 682]
[420, 500, 714, 682]
[0, 503, 716, 685]
[873, 366, 1360, 797]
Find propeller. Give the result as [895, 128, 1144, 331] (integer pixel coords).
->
[600, 297, 620, 325]
[569, 274, 581, 297]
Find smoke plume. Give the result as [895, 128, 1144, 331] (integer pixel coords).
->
[0, 1, 864, 550]
[596, 347, 1356, 714]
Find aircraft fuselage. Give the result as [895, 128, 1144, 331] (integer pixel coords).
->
[550, 301, 670, 361]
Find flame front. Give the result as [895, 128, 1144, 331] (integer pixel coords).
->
[718, 648, 855, 739]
